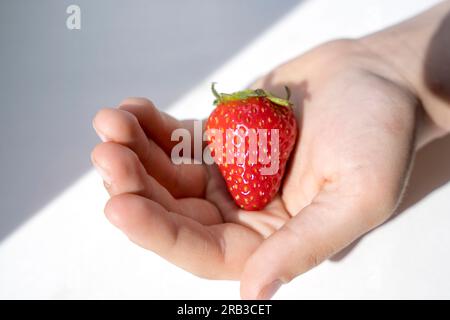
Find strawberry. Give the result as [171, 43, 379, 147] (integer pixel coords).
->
[205, 83, 297, 210]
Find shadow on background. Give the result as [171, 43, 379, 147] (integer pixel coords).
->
[424, 10, 450, 103]
[0, 0, 302, 241]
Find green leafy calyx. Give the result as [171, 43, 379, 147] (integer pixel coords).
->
[211, 82, 292, 108]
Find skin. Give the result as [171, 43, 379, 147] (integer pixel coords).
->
[91, 2, 450, 299]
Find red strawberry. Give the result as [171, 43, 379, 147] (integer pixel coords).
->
[205, 83, 297, 210]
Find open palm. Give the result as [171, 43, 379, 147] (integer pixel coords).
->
[92, 40, 420, 299]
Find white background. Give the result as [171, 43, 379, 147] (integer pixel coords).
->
[1, 0, 449, 299]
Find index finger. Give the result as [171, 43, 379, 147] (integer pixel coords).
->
[118, 97, 205, 155]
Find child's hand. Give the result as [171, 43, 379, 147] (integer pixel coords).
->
[91, 39, 423, 299]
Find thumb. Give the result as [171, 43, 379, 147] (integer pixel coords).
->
[240, 188, 389, 299]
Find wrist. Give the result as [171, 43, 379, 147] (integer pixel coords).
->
[358, 2, 450, 144]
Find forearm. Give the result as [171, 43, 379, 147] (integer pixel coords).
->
[361, 1, 450, 141]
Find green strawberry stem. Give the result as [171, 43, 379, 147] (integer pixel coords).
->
[211, 82, 292, 108]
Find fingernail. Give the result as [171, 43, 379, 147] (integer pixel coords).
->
[93, 161, 112, 186]
[258, 280, 282, 300]
[93, 122, 110, 142]
[97, 132, 109, 142]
